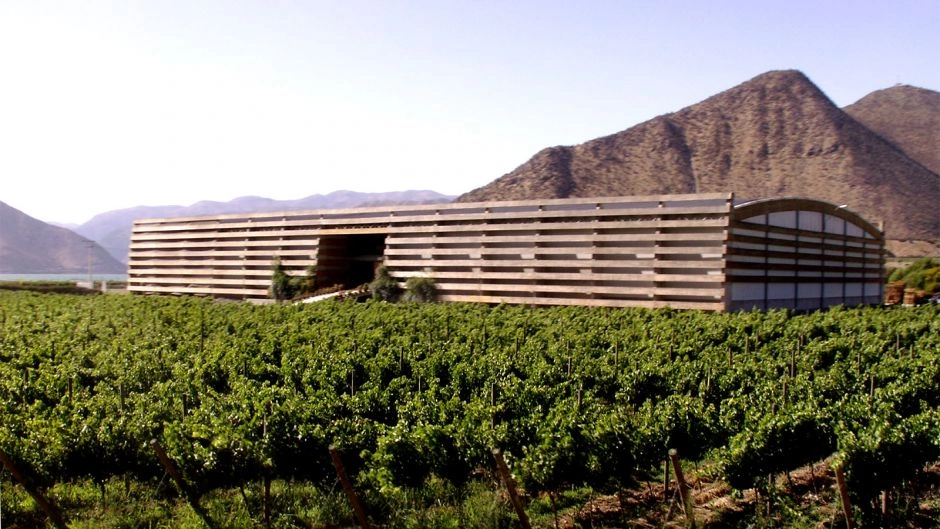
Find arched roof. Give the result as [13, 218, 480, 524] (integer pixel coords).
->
[732, 197, 884, 240]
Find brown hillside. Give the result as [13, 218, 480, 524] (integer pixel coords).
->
[459, 70, 940, 242]
[843, 84, 940, 177]
[0, 201, 124, 274]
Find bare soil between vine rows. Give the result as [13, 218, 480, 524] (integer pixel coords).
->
[551, 457, 940, 528]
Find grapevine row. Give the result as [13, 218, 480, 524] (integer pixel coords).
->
[0, 292, 937, 524]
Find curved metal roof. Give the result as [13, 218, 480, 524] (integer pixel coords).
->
[732, 197, 883, 240]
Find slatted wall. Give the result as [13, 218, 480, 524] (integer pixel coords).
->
[128, 212, 323, 298]
[726, 198, 884, 311]
[128, 193, 733, 309]
[128, 194, 884, 311]
[382, 194, 732, 310]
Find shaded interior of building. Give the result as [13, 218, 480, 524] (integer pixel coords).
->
[314, 233, 387, 289]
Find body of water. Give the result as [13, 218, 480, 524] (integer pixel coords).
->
[0, 274, 128, 282]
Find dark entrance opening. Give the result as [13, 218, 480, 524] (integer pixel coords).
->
[315, 233, 387, 290]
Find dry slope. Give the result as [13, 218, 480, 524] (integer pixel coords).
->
[459, 70, 940, 242]
[843, 84, 940, 177]
[0, 200, 124, 274]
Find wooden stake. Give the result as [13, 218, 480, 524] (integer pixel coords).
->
[766, 473, 773, 515]
[668, 449, 696, 528]
[150, 439, 216, 529]
[199, 305, 205, 355]
[664, 457, 670, 500]
[259, 405, 271, 526]
[329, 446, 371, 529]
[263, 474, 272, 529]
[790, 342, 797, 378]
[491, 448, 532, 529]
[0, 446, 69, 529]
[834, 464, 854, 529]
[491, 381, 497, 427]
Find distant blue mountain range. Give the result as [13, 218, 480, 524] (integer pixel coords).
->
[73, 190, 455, 264]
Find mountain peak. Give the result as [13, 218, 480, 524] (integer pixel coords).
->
[857, 83, 938, 99]
[743, 69, 815, 86]
[678, 69, 841, 123]
[844, 84, 940, 177]
[459, 70, 939, 243]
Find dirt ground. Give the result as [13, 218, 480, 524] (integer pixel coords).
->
[552, 457, 940, 528]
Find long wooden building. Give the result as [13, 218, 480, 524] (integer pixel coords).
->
[127, 193, 884, 311]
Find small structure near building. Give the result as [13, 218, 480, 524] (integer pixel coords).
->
[127, 193, 884, 311]
[885, 281, 906, 305]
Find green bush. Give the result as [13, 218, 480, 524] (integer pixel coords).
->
[403, 276, 436, 303]
[269, 258, 296, 301]
[888, 257, 940, 293]
[370, 266, 400, 302]
[297, 265, 317, 296]
[269, 260, 319, 301]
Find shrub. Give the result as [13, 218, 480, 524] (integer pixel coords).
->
[297, 265, 317, 296]
[269, 258, 296, 301]
[404, 276, 436, 303]
[889, 257, 940, 293]
[369, 266, 400, 302]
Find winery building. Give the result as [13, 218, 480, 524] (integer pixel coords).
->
[127, 193, 884, 311]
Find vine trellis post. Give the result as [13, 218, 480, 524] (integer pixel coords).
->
[668, 448, 696, 529]
[0, 446, 69, 529]
[329, 446, 370, 529]
[491, 448, 532, 529]
[150, 439, 216, 529]
[834, 463, 855, 529]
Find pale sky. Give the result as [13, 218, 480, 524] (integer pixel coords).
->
[1, 1, 938, 225]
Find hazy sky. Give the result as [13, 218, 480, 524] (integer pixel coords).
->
[1, 1, 938, 225]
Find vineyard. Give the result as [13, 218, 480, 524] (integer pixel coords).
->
[0, 292, 938, 528]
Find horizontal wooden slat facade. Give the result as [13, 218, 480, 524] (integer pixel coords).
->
[126, 193, 884, 311]
[726, 198, 884, 311]
[128, 193, 731, 309]
[382, 194, 730, 310]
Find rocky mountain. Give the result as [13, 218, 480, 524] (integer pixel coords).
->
[458, 70, 940, 246]
[843, 84, 940, 177]
[77, 190, 455, 264]
[0, 201, 125, 274]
